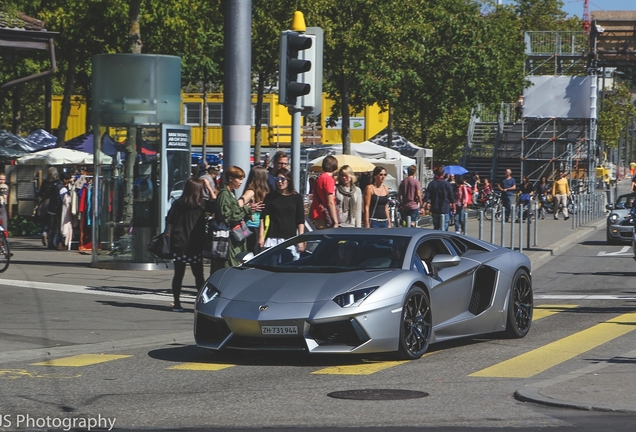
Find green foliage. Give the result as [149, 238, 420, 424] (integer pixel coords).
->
[8, 214, 40, 237]
[0, 0, 601, 164]
[598, 83, 636, 149]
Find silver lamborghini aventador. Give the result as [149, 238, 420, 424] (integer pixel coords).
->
[194, 228, 532, 360]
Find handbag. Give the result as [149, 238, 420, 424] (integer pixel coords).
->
[520, 193, 531, 203]
[203, 219, 230, 260]
[230, 220, 253, 242]
[147, 232, 171, 259]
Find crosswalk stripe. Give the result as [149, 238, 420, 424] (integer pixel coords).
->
[533, 305, 577, 320]
[31, 354, 132, 367]
[167, 363, 235, 371]
[312, 360, 409, 375]
[469, 311, 636, 378]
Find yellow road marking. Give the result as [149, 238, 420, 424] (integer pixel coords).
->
[533, 305, 578, 320]
[0, 369, 81, 379]
[32, 354, 132, 367]
[470, 311, 636, 378]
[312, 353, 434, 375]
[167, 363, 235, 371]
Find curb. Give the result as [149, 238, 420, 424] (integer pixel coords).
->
[517, 226, 636, 414]
[515, 346, 636, 414]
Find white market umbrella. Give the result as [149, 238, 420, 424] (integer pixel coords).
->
[16, 148, 112, 166]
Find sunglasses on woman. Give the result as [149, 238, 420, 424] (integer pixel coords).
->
[276, 177, 287, 182]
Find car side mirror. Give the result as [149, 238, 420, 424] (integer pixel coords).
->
[431, 254, 461, 270]
[606, 204, 614, 210]
[236, 251, 255, 263]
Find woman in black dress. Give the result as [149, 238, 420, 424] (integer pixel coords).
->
[166, 178, 214, 312]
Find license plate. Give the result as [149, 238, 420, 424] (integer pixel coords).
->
[261, 325, 298, 335]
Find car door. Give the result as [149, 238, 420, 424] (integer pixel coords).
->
[415, 236, 481, 334]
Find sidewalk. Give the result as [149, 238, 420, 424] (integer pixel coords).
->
[2, 200, 633, 414]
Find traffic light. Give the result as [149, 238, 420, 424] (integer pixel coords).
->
[279, 30, 312, 107]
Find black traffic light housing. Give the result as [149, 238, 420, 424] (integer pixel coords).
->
[279, 31, 312, 107]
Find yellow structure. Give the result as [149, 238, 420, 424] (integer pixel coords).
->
[51, 93, 388, 147]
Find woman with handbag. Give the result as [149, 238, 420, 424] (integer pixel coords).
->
[238, 166, 269, 253]
[211, 166, 262, 272]
[166, 178, 215, 312]
[258, 168, 305, 253]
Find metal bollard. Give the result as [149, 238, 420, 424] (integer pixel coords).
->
[500, 208, 506, 247]
[491, 207, 496, 244]
[534, 202, 538, 247]
[406, 216, 411, 228]
[478, 210, 484, 240]
[510, 207, 515, 250]
[519, 204, 524, 253]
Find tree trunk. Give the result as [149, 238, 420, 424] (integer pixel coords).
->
[202, 80, 208, 163]
[56, 53, 77, 146]
[11, 85, 22, 135]
[254, 72, 265, 167]
[419, 100, 428, 149]
[129, 0, 143, 53]
[387, 101, 393, 149]
[340, 75, 351, 155]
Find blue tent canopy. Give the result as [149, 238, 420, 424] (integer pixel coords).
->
[65, 132, 124, 157]
[26, 129, 58, 150]
[191, 153, 222, 166]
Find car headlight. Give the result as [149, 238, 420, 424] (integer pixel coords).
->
[199, 281, 221, 304]
[609, 213, 619, 224]
[333, 286, 378, 308]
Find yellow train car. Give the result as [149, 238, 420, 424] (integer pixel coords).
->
[51, 95, 88, 140]
[51, 93, 388, 147]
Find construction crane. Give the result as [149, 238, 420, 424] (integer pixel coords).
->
[583, 0, 590, 34]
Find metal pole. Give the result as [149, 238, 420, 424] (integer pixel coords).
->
[490, 207, 496, 243]
[510, 207, 515, 250]
[478, 210, 483, 240]
[533, 202, 538, 247]
[291, 107, 301, 190]
[519, 204, 524, 253]
[223, 0, 252, 196]
[500, 209, 506, 247]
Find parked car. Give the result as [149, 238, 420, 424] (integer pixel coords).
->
[605, 193, 636, 244]
[194, 228, 533, 360]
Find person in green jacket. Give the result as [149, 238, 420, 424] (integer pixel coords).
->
[211, 166, 263, 273]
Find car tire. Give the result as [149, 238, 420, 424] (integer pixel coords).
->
[504, 269, 533, 338]
[398, 286, 432, 360]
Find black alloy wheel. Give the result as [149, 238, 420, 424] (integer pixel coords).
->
[0, 235, 10, 273]
[505, 269, 532, 338]
[398, 287, 432, 360]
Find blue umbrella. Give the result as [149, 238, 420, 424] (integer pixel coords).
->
[444, 165, 468, 176]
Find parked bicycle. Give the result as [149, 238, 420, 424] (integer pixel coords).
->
[388, 190, 402, 227]
[483, 191, 503, 221]
[0, 223, 10, 272]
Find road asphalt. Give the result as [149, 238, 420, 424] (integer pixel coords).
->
[1, 185, 634, 415]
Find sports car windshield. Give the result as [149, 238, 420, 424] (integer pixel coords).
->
[242, 234, 410, 272]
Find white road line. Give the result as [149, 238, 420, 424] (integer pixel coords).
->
[597, 246, 632, 256]
[536, 294, 636, 300]
[0, 278, 196, 303]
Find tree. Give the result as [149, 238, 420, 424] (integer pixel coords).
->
[598, 83, 636, 149]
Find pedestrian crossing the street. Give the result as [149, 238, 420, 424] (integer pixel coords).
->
[17, 304, 636, 379]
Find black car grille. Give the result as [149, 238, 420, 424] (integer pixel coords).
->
[309, 319, 370, 347]
[195, 315, 231, 344]
[226, 336, 307, 350]
[469, 266, 497, 316]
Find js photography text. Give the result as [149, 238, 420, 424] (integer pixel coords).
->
[0, 414, 116, 431]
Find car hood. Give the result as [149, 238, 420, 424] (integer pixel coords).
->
[216, 267, 392, 303]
